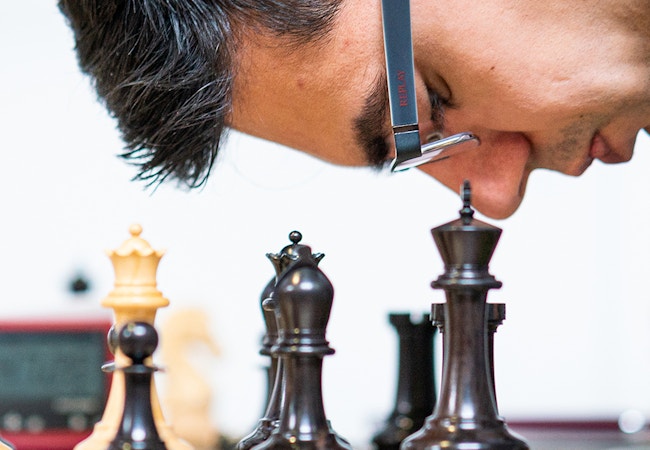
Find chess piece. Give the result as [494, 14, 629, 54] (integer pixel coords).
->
[401, 181, 528, 450]
[0, 434, 13, 448]
[253, 232, 351, 450]
[236, 280, 282, 450]
[431, 303, 506, 411]
[109, 322, 166, 450]
[75, 224, 192, 450]
[430, 304, 445, 334]
[238, 231, 328, 450]
[372, 313, 436, 450]
[486, 303, 506, 411]
[260, 277, 279, 414]
[161, 309, 221, 450]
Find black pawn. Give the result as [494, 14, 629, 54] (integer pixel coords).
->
[401, 181, 528, 450]
[372, 313, 436, 450]
[253, 232, 351, 450]
[109, 322, 166, 450]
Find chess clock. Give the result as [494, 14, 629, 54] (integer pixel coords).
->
[0, 319, 112, 450]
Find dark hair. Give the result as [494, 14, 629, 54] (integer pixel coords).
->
[58, 0, 341, 187]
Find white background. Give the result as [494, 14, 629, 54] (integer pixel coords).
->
[2, 2, 650, 447]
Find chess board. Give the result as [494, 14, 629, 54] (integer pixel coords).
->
[510, 423, 650, 450]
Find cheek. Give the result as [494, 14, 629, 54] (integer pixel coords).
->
[446, 76, 559, 132]
[438, 34, 609, 131]
[446, 59, 624, 134]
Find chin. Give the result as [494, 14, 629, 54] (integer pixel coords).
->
[472, 198, 524, 220]
[467, 180, 527, 220]
[439, 178, 527, 220]
[428, 177, 526, 220]
[416, 154, 531, 220]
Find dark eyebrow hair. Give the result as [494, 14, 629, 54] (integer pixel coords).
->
[353, 72, 392, 169]
[354, 71, 450, 170]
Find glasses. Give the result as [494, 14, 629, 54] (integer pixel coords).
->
[381, 0, 478, 172]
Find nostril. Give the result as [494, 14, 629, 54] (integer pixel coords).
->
[591, 133, 633, 164]
[589, 133, 611, 160]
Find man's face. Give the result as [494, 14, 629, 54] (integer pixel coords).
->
[230, 0, 650, 219]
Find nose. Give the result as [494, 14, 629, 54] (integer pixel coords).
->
[417, 131, 533, 219]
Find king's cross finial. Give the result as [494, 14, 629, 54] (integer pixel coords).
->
[459, 180, 475, 225]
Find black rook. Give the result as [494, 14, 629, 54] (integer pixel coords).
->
[372, 313, 437, 450]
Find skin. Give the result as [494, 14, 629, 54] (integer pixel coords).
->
[230, 0, 650, 219]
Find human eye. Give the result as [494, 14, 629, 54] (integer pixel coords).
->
[426, 88, 450, 142]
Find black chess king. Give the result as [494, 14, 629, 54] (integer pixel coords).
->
[401, 181, 528, 450]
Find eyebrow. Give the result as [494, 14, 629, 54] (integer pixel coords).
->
[354, 72, 449, 170]
[353, 72, 392, 169]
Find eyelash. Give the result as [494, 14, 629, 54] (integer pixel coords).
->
[428, 89, 450, 136]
